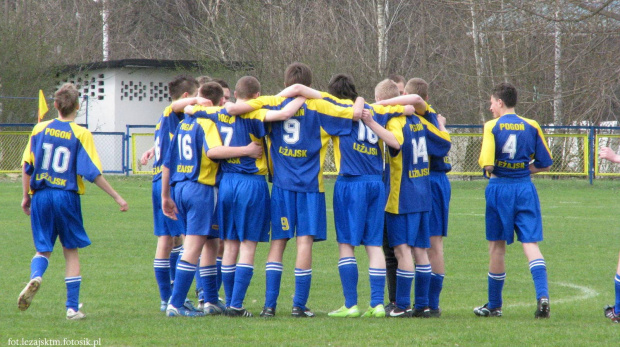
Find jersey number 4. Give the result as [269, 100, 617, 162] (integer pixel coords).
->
[502, 134, 517, 159]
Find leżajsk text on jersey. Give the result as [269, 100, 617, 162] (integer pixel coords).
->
[164, 116, 222, 186]
[478, 114, 553, 178]
[192, 105, 269, 175]
[385, 115, 451, 214]
[22, 119, 103, 194]
[419, 104, 452, 173]
[245, 95, 353, 192]
[153, 105, 185, 182]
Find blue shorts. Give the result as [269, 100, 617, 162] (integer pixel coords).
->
[333, 175, 385, 246]
[152, 180, 184, 237]
[173, 181, 219, 238]
[429, 171, 451, 237]
[218, 173, 270, 242]
[485, 177, 543, 245]
[31, 189, 90, 252]
[386, 211, 430, 248]
[270, 186, 326, 241]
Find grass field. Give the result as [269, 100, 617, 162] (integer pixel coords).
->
[1, 175, 619, 346]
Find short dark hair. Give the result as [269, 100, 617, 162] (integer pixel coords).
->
[212, 78, 229, 90]
[169, 75, 199, 100]
[492, 82, 517, 108]
[235, 76, 261, 100]
[55, 83, 80, 116]
[327, 74, 358, 102]
[388, 74, 406, 85]
[405, 78, 429, 100]
[198, 82, 224, 106]
[196, 75, 212, 85]
[284, 62, 312, 87]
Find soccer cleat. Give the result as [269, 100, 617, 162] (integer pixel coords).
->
[291, 306, 315, 318]
[412, 307, 431, 318]
[384, 302, 396, 315]
[198, 299, 204, 311]
[184, 299, 201, 312]
[225, 307, 253, 317]
[387, 306, 413, 318]
[18, 277, 42, 311]
[160, 300, 167, 312]
[604, 305, 620, 323]
[328, 305, 361, 318]
[535, 297, 550, 319]
[260, 307, 276, 317]
[429, 307, 442, 318]
[66, 307, 86, 320]
[361, 304, 386, 318]
[203, 301, 226, 315]
[473, 303, 502, 317]
[166, 304, 205, 317]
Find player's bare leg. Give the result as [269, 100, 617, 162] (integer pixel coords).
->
[523, 242, 550, 318]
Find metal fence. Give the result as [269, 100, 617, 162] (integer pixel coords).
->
[3, 123, 620, 183]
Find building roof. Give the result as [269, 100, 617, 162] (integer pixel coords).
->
[55, 59, 253, 75]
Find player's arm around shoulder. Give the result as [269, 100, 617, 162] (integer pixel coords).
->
[366, 111, 401, 150]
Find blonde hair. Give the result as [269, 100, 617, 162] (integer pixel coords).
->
[405, 78, 428, 99]
[374, 79, 400, 101]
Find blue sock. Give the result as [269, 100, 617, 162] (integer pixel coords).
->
[614, 273, 620, 313]
[169, 246, 182, 283]
[221, 264, 236, 307]
[170, 261, 196, 309]
[30, 255, 49, 279]
[428, 272, 445, 310]
[65, 276, 82, 311]
[414, 264, 432, 309]
[194, 257, 203, 300]
[154, 258, 172, 302]
[216, 257, 223, 294]
[338, 257, 358, 308]
[395, 269, 414, 309]
[231, 264, 254, 309]
[293, 268, 312, 309]
[264, 262, 283, 309]
[488, 272, 506, 309]
[369, 267, 386, 308]
[529, 259, 549, 300]
[200, 265, 218, 304]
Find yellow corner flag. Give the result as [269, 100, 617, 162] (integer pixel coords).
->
[38, 89, 48, 122]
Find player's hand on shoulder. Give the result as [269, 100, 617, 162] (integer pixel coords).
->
[162, 197, 178, 220]
[437, 114, 446, 127]
[21, 195, 31, 216]
[404, 105, 415, 116]
[360, 109, 374, 122]
[245, 141, 263, 159]
[140, 147, 155, 165]
[197, 97, 213, 107]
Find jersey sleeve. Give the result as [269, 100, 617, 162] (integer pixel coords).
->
[245, 95, 287, 110]
[478, 120, 498, 168]
[201, 119, 223, 151]
[386, 117, 406, 156]
[418, 116, 451, 158]
[22, 134, 34, 175]
[191, 105, 221, 122]
[245, 109, 268, 138]
[525, 119, 553, 168]
[371, 104, 406, 127]
[70, 124, 103, 182]
[307, 99, 353, 136]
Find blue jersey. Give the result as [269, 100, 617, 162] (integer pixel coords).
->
[192, 105, 269, 175]
[478, 113, 553, 178]
[153, 105, 185, 182]
[332, 103, 406, 176]
[164, 116, 223, 186]
[22, 119, 102, 194]
[385, 115, 451, 214]
[420, 104, 452, 173]
[246, 95, 353, 192]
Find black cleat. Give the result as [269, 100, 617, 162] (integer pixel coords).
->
[291, 306, 315, 318]
[429, 307, 442, 318]
[604, 305, 620, 323]
[412, 307, 431, 318]
[225, 307, 253, 317]
[260, 307, 276, 317]
[535, 297, 550, 319]
[387, 306, 413, 318]
[473, 303, 502, 317]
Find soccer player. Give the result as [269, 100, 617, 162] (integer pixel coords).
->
[226, 62, 358, 317]
[377, 77, 452, 317]
[18, 83, 128, 319]
[185, 77, 306, 317]
[161, 83, 263, 317]
[475, 82, 553, 319]
[597, 146, 620, 323]
[142, 75, 200, 313]
[388, 74, 406, 95]
[213, 78, 232, 103]
[361, 84, 451, 318]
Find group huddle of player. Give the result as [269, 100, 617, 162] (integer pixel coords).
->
[16, 61, 620, 323]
